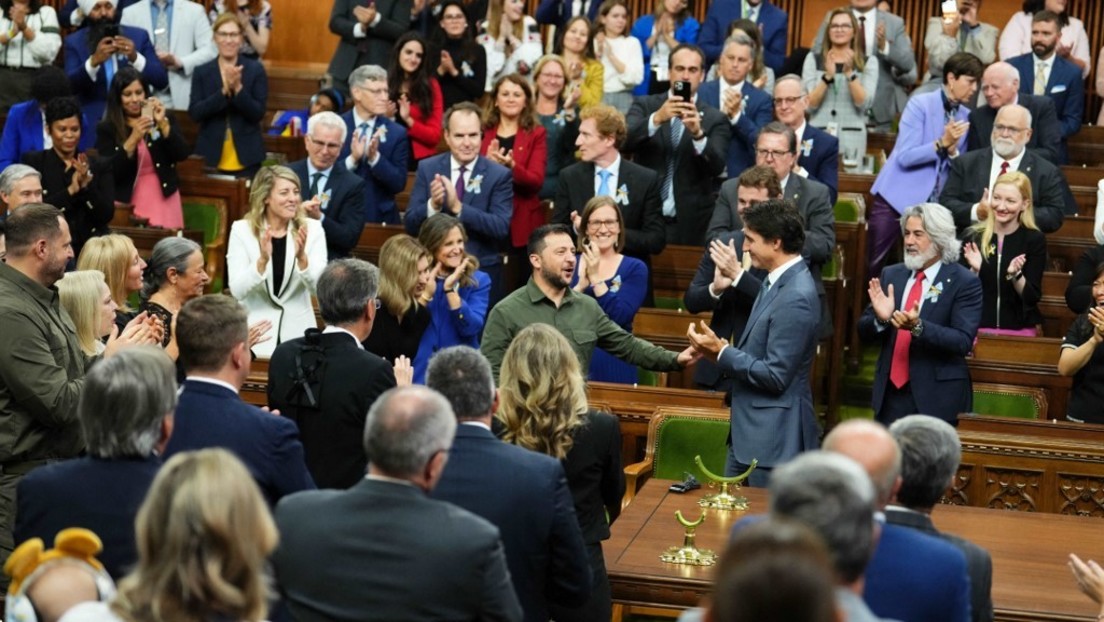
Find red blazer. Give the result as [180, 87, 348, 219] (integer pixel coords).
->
[480, 124, 547, 247]
[408, 79, 444, 161]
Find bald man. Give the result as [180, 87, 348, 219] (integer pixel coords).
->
[965, 62, 1062, 164]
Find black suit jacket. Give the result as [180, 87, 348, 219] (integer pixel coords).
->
[188, 56, 267, 169]
[1066, 245, 1104, 314]
[289, 159, 366, 259]
[268, 330, 396, 489]
[624, 93, 729, 246]
[562, 410, 624, 544]
[22, 148, 114, 258]
[966, 94, 1062, 165]
[431, 425, 592, 622]
[885, 507, 994, 622]
[938, 148, 1070, 234]
[95, 117, 191, 204]
[327, 0, 412, 83]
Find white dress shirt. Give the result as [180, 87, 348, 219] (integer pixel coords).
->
[426, 155, 479, 215]
[970, 148, 1027, 222]
[344, 108, 382, 170]
[322, 325, 363, 349]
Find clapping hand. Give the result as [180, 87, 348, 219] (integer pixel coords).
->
[962, 241, 982, 273]
[723, 89, 743, 119]
[867, 278, 896, 323]
[875, 21, 886, 51]
[353, 4, 377, 25]
[248, 319, 273, 349]
[302, 196, 323, 220]
[709, 238, 741, 291]
[443, 257, 473, 292]
[891, 300, 920, 331]
[687, 320, 726, 361]
[976, 187, 991, 221]
[294, 225, 308, 264]
[393, 355, 414, 386]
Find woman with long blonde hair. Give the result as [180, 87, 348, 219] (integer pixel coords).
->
[57, 270, 116, 356]
[77, 234, 146, 332]
[498, 323, 624, 622]
[364, 234, 435, 367]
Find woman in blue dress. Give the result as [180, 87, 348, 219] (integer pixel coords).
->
[570, 196, 647, 383]
[414, 213, 492, 384]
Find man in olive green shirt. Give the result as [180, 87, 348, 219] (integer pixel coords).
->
[481, 224, 699, 380]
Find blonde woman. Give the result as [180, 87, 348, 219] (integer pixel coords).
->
[961, 171, 1046, 336]
[57, 270, 116, 356]
[498, 323, 624, 622]
[77, 233, 146, 333]
[533, 55, 582, 199]
[477, 0, 543, 90]
[594, 0, 643, 113]
[363, 234, 434, 366]
[227, 165, 326, 358]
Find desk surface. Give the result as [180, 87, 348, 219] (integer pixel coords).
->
[607, 480, 1104, 621]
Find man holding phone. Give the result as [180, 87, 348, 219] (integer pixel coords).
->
[920, 0, 997, 95]
[624, 44, 728, 246]
[120, 0, 216, 110]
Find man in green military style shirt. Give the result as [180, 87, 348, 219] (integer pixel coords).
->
[482, 223, 700, 379]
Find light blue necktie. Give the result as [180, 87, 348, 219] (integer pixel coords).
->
[104, 56, 117, 90]
[661, 117, 684, 215]
[597, 169, 611, 197]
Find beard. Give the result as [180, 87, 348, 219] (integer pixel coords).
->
[993, 137, 1022, 160]
[903, 244, 939, 272]
[540, 263, 570, 291]
[86, 15, 118, 49]
[1032, 41, 1056, 58]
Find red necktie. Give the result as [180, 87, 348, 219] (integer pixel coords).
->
[889, 272, 925, 389]
[999, 161, 1009, 177]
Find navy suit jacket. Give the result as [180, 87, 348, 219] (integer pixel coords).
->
[533, 0, 600, 32]
[858, 262, 982, 424]
[405, 153, 513, 267]
[288, 159, 365, 260]
[1007, 52, 1083, 163]
[798, 124, 838, 205]
[14, 455, 160, 580]
[0, 100, 94, 170]
[58, 0, 141, 27]
[431, 425, 592, 622]
[697, 79, 773, 180]
[339, 112, 409, 225]
[165, 379, 315, 505]
[863, 522, 972, 622]
[966, 93, 1062, 165]
[188, 56, 267, 169]
[699, 0, 787, 72]
[64, 24, 168, 123]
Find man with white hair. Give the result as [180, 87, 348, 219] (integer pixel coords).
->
[0, 164, 43, 215]
[858, 203, 982, 425]
[965, 61, 1061, 163]
[941, 103, 1071, 234]
[288, 111, 366, 259]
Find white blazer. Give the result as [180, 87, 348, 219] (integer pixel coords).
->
[227, 218, 327, 358]
[121, 0, 216, 109]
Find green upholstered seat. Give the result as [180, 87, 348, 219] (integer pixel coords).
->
[650, 415, 730, 482]
[972, 389, 1044, 419]
[182, 198, 228, 293]
[834, 195, 865, 223]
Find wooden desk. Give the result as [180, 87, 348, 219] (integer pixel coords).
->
[607, 480, 1104, 621]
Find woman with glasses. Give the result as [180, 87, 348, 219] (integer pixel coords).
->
[388, 32, 443, 168]
[802, 8, 876, 173]
[431, 0, 487, 110]
[207, 0, 272, 59]
[570, 196, 647, 383]
[533, 55, 581, 200]
[631, 0, 698, 95]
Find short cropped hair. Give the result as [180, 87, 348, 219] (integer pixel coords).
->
[4, 203, 62, 256]
[444, 102, 482, 133]
[317, 258, 379, 326]
[942, 52, 984, 83]
[1032, 9, 1061, 26]
[737, 165, 782, 198]
[44, 96, 81, 126]
[363, 386, 457, 478]
[758, 121, 797, 154]
[80, 346, 177, 458]
[349, 64, 388, 88]
[742, 199, 805, 255]
[580, 104, 627, 148]
[306, 110, 348, 143]
[889, 415, 962, 510]
[0, 164, 41, 197]
[668, 43, 705, 70]
[176, 295, 249, 373]
[142, 237, 202, 301]
[527, 223, 573, 256]
[426, 346, 495, 420]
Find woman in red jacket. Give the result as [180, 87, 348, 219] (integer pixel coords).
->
[388, 32, 444, 168]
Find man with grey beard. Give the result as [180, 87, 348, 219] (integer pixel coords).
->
[858, 203, 981, 426]
[939, 103, 1071, 235]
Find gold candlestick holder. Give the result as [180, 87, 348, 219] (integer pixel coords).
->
[696, 456, 757, 511]
[659, 510, 717, 566]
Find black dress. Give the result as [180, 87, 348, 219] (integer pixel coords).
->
[1062, 315, 1104, 423]
[362, 303, 431, 364]
[432, 36, 487, 110]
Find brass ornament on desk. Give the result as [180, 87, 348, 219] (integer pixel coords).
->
[659, 510, 717, 566]
[695, 456, 758, 511]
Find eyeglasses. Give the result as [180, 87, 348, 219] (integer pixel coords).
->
[755, 148, 791, 160]
[587, 219, 620, 230]
[214, 30, 242, 39]
[829, 23, 854, 30]
[993, 124, 1026, 135]
[773, 96, 802, 107]
[371, 298, 381, 310]
[307, 135, 342, 152]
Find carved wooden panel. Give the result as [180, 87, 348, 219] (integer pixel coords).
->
[984, 467, 1042, 512]
[1057, 472, 1104, 518]
[943, 462, 973, 507]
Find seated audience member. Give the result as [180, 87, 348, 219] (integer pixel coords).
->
[940, 104, 1069, 234]
[96, 68, 189, 229]
[189, 12, 267, 177]
[699, 0, 786, 73]
[1067, 243, 1104, 314]
[481, 224, 697, 379]
[919, 0, 996, 94]
[56, 0, 138, 28]
[497, 326, 624, 620]
[427, 346, 592, 622]
[405, 102, 513, 302]
[533, 55, 581, 200]
[0, 164, 43, 214]
[824, 420, 971, 622]
[0, 0, 62, 112]
[962, 171, 1045, 336]
[63, 0, 167, 125]
[1005, 10, 1082, 165]
[477, 0, 542, 90]
[4, 529, 114, 622]
[22, 96, 114, 259]
[207, 0, 271, 60]
[966, 61, 1061, 163]
[60, 449, 279, 622]
[888, 415, 994, 622]
[269, 87, 343, 136]
[771, 74, 837, 203]
[869, 52, 983, 277]
[570, 197, 648, 383]
[273, 386, 524, 622]
[227, 165, 326, 358]
[340, 65, 409, 225]
[57, 270, 116, 355]
[430, 0, 488, 111]
[415, 214, 492, 384]
[76, 234, 146, 333]
[119, 0, 215, 111]
[164, 295, 315, 503]
[557, 16, 603, 109]
[630, 0, 700, 96]
[698, 34, 774, 182]
[363, 234, 432, 371]
[268, 258, 400, 490]
[388, 32, 443, 168]
[0, 67, 91, 170]
[998, 0, 1090, 78]
[1058, 262, 1104, 423]
[288, 111, 366, 260]
[14, 347, 175, 580]
[594, 0, 644, 114]
[139, 237, 208, 360]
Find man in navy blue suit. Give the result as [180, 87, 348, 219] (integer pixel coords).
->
[405, 102, 513, 302]
[699, 0, 787, 73]
[1006, 10, 1083, 165]
[427, 346, 591, 622]
[772, 74, 838, 204]
[165, 295, 315, 506]
[63, 0, 167, 123]
[340, 64, 408, 225]
[534, 0, 600, 35]
[289, 111, 365, 260]
[859, 203, 982, 426]
[697, 35, 773, 183]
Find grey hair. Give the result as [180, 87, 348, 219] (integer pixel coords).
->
[306, 110, 348, 143]
[363, 386, 457, 478]
[774, 73, 807, 96]
[988, 61, 1020, 85]
[0, 164, 41, 196]
[79, 346, 177, 458]
[142, 237, 202, 300]
[769, 451, 876, 583]
[997, 103, 1033, 129]
[426, 346, 495, 420]
[317, 258, 379, 326]
[889, 415, 962, 510]
[723, 31, 755, 53]
[349, 64, 388, 88]
[900, 203, 961, 263]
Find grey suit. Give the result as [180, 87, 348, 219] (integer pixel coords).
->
[923, 17, 998, 83]
[327, 0, 412, 90]
[273, 478, 523, 622]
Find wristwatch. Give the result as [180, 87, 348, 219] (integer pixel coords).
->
[447, 283, 460, 293]
[821, 74, 833, 85]
[849, 72, 859, 81]
[910, 319, 924, 337]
